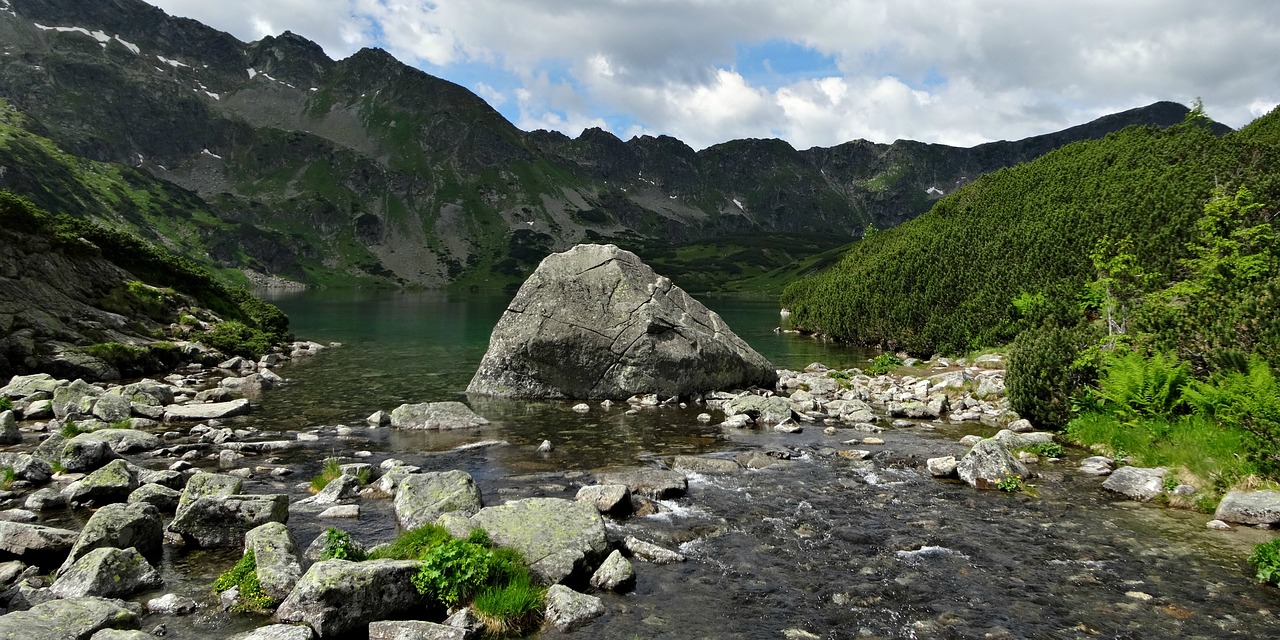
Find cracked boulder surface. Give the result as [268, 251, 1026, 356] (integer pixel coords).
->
[467, 244, 777, 399]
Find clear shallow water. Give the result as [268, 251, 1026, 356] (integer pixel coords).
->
[184, 289, 1280, 639]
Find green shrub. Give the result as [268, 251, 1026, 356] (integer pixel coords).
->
[86, 342, 147, 368]
[318, 528, 367, 561]
[200, 321, 273, 359]
[411, 538, 494, 607]
[1007, 325, 1097, 429]
[367, 524, 453, 561]
[0, 466, 14, 490]
[1248, 538, 1280, 587]
[1184, 357, 1280, 478]
[865, 353, 903, 376]
[211, 551, 275, 613]
[996, 473, 1025, 492]
[1027, 442, 1066, 458]
[0, 397, 12, 412]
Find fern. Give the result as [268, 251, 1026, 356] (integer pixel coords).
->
[1096, 351, 1191, 421]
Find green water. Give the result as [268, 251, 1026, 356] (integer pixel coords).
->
[255, 289, 870, 430]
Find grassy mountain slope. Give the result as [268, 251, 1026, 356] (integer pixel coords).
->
[781, 110, 1280, 355]
[0, 0, 1224, 292]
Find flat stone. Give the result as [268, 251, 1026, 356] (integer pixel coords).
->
[0, 596, 140, 639]
[163, 398, 251, 421]
[594, 468, 687, 498]
[467, 497, 609, 584]
[670, 456, 742, 474]
[50, 546, 162, 599]
[926, 456, 958, 478]
[228, 624, 317, 640]
[623, 535, 685, 564]
[389, 402, 488, 430]
[0, 521, 79, 567]
[367, 620, 467, 640]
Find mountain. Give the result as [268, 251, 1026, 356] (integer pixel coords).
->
[780, 108, 1280, 356]
[0, 0, 1227, 291]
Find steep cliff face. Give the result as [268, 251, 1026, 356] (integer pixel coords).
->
[0, 0, 1225, 290]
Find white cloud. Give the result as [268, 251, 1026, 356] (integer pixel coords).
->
[146, 0, 1280, 149]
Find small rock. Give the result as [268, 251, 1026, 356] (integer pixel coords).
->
[146, 593, 200, 615]
[366, 411, 390, 427]
[1206, 519, 1232, 531]
[537, 440, 554, 453]
[572, 403, 590, 413]
[623, 535, 684, 564]
[926, 456, 958, 478]
[959, 435, 983, 447]
[1007, 418, 1034, 433]
[1079, 456, 1116, 477]
[318, 505, 360, 518]
[1214, 490, 1280, 526]
[544, 584, 605, 632]
[575, 484, 632, 516]
[589, 549, 635, 592]
[862, 437, 884, 445]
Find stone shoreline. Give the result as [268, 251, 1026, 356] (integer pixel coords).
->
[1, 352, 1276, 639]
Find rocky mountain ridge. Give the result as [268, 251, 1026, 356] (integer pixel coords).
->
[0, 0, 1227, 290]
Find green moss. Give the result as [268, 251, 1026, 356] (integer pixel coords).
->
[0, 466, 14, 490]
[212, 550, 276, 613]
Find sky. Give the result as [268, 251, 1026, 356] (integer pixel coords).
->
[147, 0, 1280, 151]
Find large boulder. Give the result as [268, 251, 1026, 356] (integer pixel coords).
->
[0, 522, 78, 567]
[466, 497, 608, 584]
[59, 503, 163, 575]
[2, 373, 62, 399]
[0, 596, 140, 639]
[394, 471, 483, 530]
[168, 494, 289, 548]
[174, 473, 243, 519]
[63, 459, 139, 507]
[388, 402, 488, 430]
[274, 560, 434, 638]
[1213, 490, 1280, 525]
[70, 430, 162, 455]
[0, 453, 52, 483]
[956, 439, 1029, 490]
[59, 438, 120, 474]
[244, 522, 304, 601]
[49, 547, 162, 599]
[466, 244, 776, 399]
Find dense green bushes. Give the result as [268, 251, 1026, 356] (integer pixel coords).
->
[1007, 325, 1097, 429]
[781, 110, 1280, 356]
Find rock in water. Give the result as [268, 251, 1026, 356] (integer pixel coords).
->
[466, 244, 777, 399]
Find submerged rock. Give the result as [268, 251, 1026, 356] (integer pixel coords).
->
[594, 468, 687, 499]
[367, 620, 466, 640]
[466, 244, 776, 399]
[389, 402, 488, 430]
